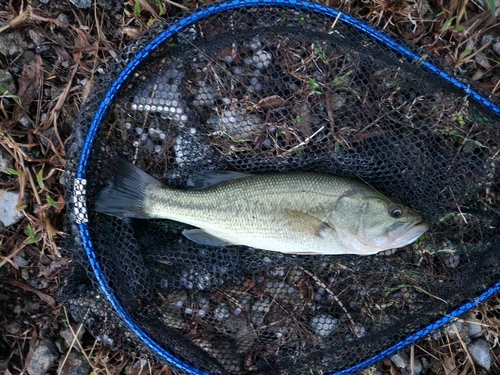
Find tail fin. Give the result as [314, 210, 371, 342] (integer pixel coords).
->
[93, 159, 162, 218]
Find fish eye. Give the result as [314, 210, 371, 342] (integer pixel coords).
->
[389, 206, 403, 218]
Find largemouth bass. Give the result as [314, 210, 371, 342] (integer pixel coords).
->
[93, 160, 428, 255]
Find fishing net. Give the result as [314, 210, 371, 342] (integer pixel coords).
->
[61, 1, 500, 374]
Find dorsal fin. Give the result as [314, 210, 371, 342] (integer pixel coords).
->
[187, 170, 250, 190]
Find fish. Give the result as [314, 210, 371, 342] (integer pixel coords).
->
[93, 160, 429, 255]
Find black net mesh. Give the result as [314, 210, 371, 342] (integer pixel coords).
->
[61, 3, 500, 374]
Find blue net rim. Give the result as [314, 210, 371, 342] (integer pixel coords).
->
[73, 1, 500, 374]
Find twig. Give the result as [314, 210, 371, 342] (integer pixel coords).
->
[282, 125, 325, 156]
[59, 306, 97, 374]
[165, 0, 190, 11]
[298, 267, 359, 336]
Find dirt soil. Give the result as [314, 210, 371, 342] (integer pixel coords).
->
[0, 0, 500, 374]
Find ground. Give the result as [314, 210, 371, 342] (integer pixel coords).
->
[0, 0, 500, 374]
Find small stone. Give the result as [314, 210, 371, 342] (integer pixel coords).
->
[19, 116, 33, 128]
[252, 50, 272, 70]
[243, 37, 262, 51]
[193, 83, 216, 107]
[467, 339, 491, 370]
[390, 351, 409, 369]
[412, 357, 423, 374]
[13, 254, 28, 267]
[68, 0, 92, 7]
[40, 128, 59, 147]
[352, 323, 366, 338]
[0, 32, 27, 57]
[0, 191, 24, 227]
[19, 51, 37, 66]
[56, 13, 69, 27]
[310, 314, 338, 338]
[97, 0, 120, 9]
[492, 41, 500, 56]
[482, 34, 495, 45]
[420, 357, 429, 369]
[60, 326, 85, 349]
[0, 70, 17, 95]
[220, 108, 262, 140]
[0, 148, 14, 174]
[38, 0, 49, 4]
[475, 52, 491, 69]
[467, 320, 483, 338]
[214, 303, 229, 321]
[28, 30, 45, 46]
[445, 321, 462, 337]
[57, 350, 91, 375]
[26, 339, 60, 375]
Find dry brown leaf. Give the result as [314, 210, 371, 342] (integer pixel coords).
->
[13, 56, 43, 123]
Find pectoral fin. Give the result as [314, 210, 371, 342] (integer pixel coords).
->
[182, 229, 234, 247]
[284, 210, 332, 238]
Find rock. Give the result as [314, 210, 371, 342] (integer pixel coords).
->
[0, 70, 17, 95]
[28, 29, 45, 46]
[68, 0, 92, 8]
[412, 357, 423, 374]
[467, 320, 483, 338]
[493, 41, 500, 56]
[420, 357, 429, 369]
[60, 325, 85, 349]
[482, 34, 495, 45]
[0, 148, 14, 174]
[431, 330, 441, 340]
[192, 83, 216, 107]
[390, 351, 422, 373]
[97, 0, 121, 9]
[390, 351, 409, 369]
[56, 13, 69, 27]
[309, 314, 338, 338]
[57, 350, 91, 375]
[475, 52, 491, 70]
[13, 254, 28, 267]
[0, 190, 24, 227]
[0, 32, 27, 57]
[467, 339, 491, 370]
[18, 116, 33, 128]
[26, 339, 60, 375]
[219, 108, 263, 140]
[19, 51, 37, 66]
[445, 321, 462, 338]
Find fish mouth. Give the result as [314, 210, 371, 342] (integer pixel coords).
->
[388, 220, 429, 247]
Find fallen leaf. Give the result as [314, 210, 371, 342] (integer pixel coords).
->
[13, 55, 43, 123]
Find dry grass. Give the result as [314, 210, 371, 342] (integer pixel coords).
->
[1, 0, 500, 373]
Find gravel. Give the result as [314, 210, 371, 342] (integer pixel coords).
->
[0, 69, 17, 95]
[0, 190, 24, 227]
[467, 339, 492, 370]
[0, 148, 14, 174]
[26, 339, 60, 375]
[57, 350, 91, 375]
[0, 32, 27, 57]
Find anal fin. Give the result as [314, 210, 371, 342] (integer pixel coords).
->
[183, 229, 234, 247]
